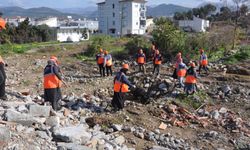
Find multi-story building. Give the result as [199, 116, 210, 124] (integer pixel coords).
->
[97, 0, 147, 36]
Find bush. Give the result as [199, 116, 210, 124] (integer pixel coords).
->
[224, 46, 250, 64]
[85, 35, 113, 56]
[125, 35, 151, 56]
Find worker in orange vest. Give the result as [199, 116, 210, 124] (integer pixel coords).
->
[172, 52, 183, 80]
[112, 64, 136, 112]
[184, 62, 198, 95]
[153, 50, 162, 76]
[177, 61, 188, 88]
[136, 49, 146, 74]
[0, 56, 7, 100]
[96, 48, 105, 77]
[44, 56, 64, 111]
[104, 50, 113, 76]
[0, 17, 6, 31]
[199, 49, 209, 74]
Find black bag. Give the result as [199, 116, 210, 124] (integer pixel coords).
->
[131, 87, 150, 104]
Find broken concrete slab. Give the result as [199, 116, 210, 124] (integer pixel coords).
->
[52, 124, 91, 143]
[45, 116, 60, 127]
[57, 142, 92, 150]
[4, 109, 37, 126]
[0, 127, 11, 143]
[29, 104, 50, 117]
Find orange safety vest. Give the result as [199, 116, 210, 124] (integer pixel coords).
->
[200, 54, 208, 66]
[106, 58, 112, 66]
[114, 72, 129, 93]
[177, 69, 187, 77]
[44, 65, 62, 89]
[185, 75, 197, 84]
[154, 55, 162, 65]
[97, 54, 104, 64]
[137, 54, 145, 64]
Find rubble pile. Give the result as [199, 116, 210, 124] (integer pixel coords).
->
[130, 73, 175, 99]
[0, 95, 135, 150]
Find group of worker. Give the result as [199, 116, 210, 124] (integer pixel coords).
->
[96, 49, 113, 77]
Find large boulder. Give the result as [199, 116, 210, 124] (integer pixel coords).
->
[4, 110, 37, 126]
[29, 104, 51, 117]
[52, 124, 91, 144]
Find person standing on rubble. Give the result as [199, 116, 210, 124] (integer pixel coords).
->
[199, 49, 209, 74]
[136, 49, 146, 74]
[172, 52, 182, 80]
[0, 56, 7, 100]
[112, 64, 136, 112]
[96, 48, 105, 77]
[177, 60, 188, 88]
[44, 56, 65, 111]
[153, 50, 162, 77]
[184, 62, 198, 95]
[104, 50, 113, 76]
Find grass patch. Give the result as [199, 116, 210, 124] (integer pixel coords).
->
[224, 46, 250, 64]
[175, 90, 211, 110]
[0, 41, 60, 55]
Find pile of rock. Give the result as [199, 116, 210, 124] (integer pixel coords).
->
[130, 73, 175, 99]
[0, 97, 134, 150]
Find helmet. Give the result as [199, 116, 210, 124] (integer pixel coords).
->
[122, 64, 129, 70]
[100, 48, 103, 53]
[0, 18, 6, 30]
[189, 62, 196, 67]
[104, 50, 108, 54]
[50, 56, 58, 64]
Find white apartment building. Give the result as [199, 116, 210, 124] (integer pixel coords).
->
[35, 17, 58, 27]
[178, 17, 210, 33]
[97, 0, 147, 36]
[57, 26, 89, 42]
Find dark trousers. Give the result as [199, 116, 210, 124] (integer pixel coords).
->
[0, 64, 6, 99]
[98, 64, 105, 77]
[199, 65, 209, 74]
[153, 64, 160, 75]
[106, 66, 113, 76]
[112, 92, 125, 111]
[138, 64, 146, 74]
[44, 88, 62, 111]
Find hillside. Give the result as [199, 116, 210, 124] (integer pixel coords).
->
[0, 6, 83, 18]
[147, 4, 191, 17]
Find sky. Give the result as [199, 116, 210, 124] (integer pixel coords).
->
[0, 0, 231, 8]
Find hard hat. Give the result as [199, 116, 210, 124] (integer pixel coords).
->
[104, 50, 108, 54]
[190, 62, 196, 67]
[0, 18, 6, 29]
[50, 56, 58, 61]
[50, 56, 59, 64]
[122, 64, 129, 70]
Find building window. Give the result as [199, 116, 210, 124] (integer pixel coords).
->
[136, 22, 139, 25]
[112, 4, 115, 9]
[113, 13, 115, 17]
[113, 21, 115, 26]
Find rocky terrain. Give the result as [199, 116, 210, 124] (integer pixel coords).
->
[0, 47, 250, 150]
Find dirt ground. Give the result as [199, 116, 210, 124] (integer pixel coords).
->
[3, 44, 250, 150]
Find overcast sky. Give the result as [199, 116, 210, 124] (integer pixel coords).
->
[0, 0, 232, 8]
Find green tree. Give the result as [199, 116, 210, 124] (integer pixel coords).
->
[152, 17, 186, 58]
